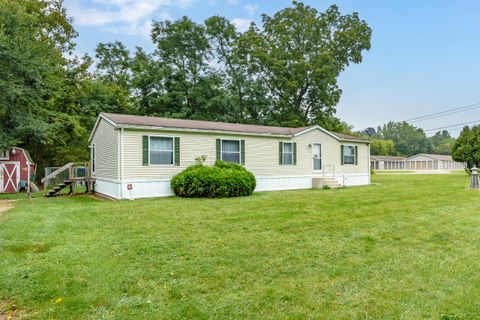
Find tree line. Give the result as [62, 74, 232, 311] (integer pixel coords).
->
[0, 0, 372, 176]
[370, 122, 480, 169]
[366, 122, 456, 157]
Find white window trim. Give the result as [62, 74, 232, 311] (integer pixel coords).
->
[282, 142, 294, 166]
[0, 150, 9, 160]
[220, 138, 241, 164]
[148, 135, 176, 166]
[343, 145, 356, 165]
[312, 143, 323, 172]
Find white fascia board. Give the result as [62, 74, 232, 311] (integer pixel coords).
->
[116, 124, 292, 138]
[293, 125, 370, 144]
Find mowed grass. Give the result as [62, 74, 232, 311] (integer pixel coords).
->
[1, 174, 480, 319]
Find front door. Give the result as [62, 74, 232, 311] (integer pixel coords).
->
[2, 162, 19, 193]
[312, 143, 322, 171]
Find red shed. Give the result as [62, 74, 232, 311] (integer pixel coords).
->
[0, 147, 36, 193]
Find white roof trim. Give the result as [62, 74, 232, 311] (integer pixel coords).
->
[293, 125, 338, 139]
[293, 126, 370, 143]
[116, 124, 291, 138]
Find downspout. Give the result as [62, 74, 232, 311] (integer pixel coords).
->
[368, 143, 371, 184]
[119, 128, 124, 199]
[27, 161, 31, 197]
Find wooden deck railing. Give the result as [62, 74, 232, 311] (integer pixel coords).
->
[42, 162, 93, 196]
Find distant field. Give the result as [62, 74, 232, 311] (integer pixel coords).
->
[2, 173, 480, 319]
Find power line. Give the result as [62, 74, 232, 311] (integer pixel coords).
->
[424, 119, 480, 132]
[405, 102, 480, 123]
[408, 103, 480, 123]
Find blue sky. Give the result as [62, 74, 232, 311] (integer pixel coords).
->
[65, 0, 480, 135]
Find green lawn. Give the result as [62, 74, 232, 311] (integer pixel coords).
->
[1, 174, 480, 319]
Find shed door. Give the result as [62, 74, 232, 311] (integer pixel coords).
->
[2, 163, 20, 193]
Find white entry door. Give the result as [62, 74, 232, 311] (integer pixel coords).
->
[312, 143, 322, 171]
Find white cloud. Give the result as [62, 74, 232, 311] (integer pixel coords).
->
[231, 18, 251, 32]
[227, 0, 239, 5]
[66, 0, 194, 37]
[244, 3, 259, 16]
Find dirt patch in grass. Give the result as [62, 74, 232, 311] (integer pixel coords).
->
[0, 200, 15, 215]
[0, 300, 18, 320]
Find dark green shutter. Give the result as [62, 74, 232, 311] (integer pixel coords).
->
[174, 137, 180, 166]
[216, 139, 221, 161]
[354, 146, 358, 165]
[279, 142, 283, 165]
[293, 142, 297, 165]
[340, 145, 344, 165]
[142, 136, 149, 166]
[240, 140, 245, 165]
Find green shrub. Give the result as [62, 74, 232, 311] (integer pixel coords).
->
[171, 160, 256, 198]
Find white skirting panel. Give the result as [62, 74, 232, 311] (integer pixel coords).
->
[94, 178, 122, 199]
[321, 173, 370, 187]
[343, 173, 370, 186]
[121, 179, 173, 199]
[255, 176, 312, 191]
[94, 174, 370, 200]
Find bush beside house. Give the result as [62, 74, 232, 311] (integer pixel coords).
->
[171, 160, 256, 198]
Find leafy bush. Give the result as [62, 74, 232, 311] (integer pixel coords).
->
[171, 160, 256, 198]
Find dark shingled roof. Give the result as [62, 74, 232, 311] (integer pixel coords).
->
[100, 113, 369, 142]
[333, 132, 370, 142]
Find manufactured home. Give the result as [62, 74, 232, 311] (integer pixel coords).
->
[89, 113, 371, 199]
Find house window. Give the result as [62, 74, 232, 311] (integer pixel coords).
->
[150, 136, 174, 165]
[313, 143, 322, 170]
[282, 142, 294, 165]
[0, 150, 8, 160]
[91, 144, 96, 174]
[221, 140, 240, 164]
[343, 145, 355, 165]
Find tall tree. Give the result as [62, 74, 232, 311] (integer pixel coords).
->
[428, 130, 456, 155]
[205, 16, 270, 123]
[130, 47, 165, 115]
[370, 139, 396, 156]
[0, 0, 81, 166]
[452, 126, 480, 169]
[150, 16, 229, 120]
[95, 41, 132, 89]
[237, 2, 371, 129]
[375, 122, 431, 156]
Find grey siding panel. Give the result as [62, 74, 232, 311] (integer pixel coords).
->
[91, 118, 119, 180]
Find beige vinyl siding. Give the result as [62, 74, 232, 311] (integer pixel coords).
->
[122, 128, 369, 179]
[91, 118, 119, 180]
[292, 129, 368, 175]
